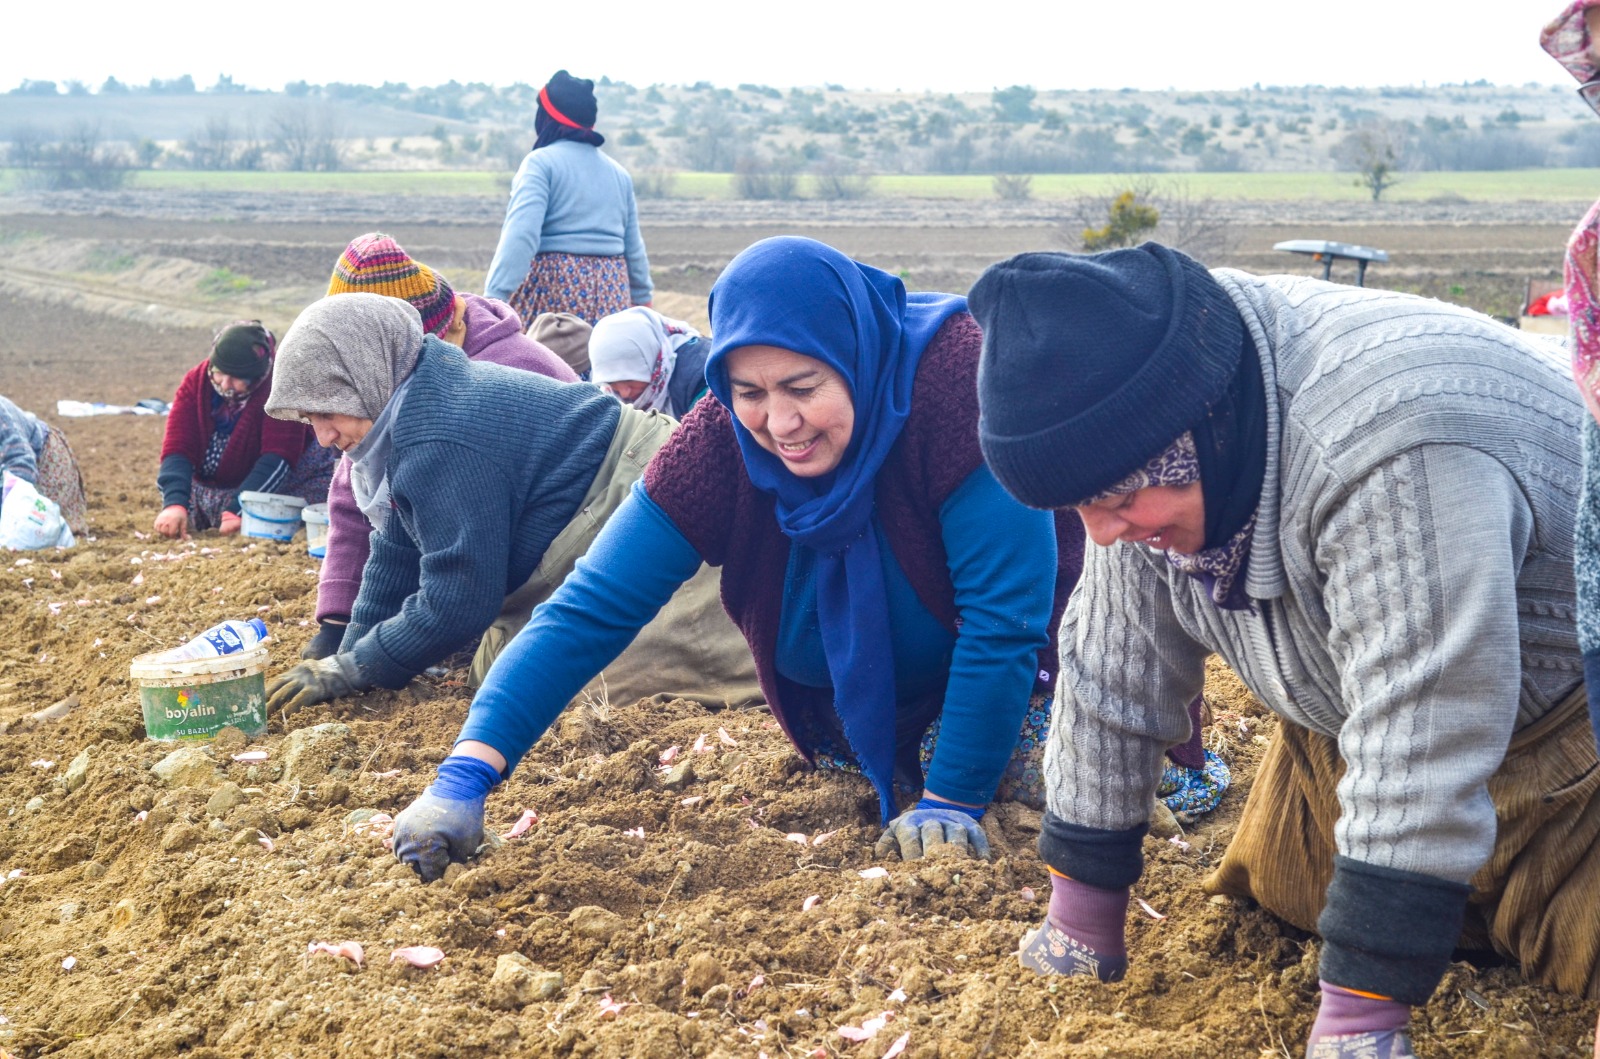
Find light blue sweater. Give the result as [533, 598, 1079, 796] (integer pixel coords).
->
[484, 141, 653, 305]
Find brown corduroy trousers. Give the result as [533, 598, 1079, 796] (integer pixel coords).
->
[1206, 685, 1600, 998]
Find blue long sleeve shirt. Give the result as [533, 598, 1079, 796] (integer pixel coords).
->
[460, 465, 1055, 806]
[484, 141, 653, 305]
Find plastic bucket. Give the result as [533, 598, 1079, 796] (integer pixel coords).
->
[302, 503, 330, 559]
[238, 491, 305, 541]
[130, 644, 270, 740]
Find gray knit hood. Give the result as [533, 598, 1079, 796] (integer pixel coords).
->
[265, 293, 425, 422]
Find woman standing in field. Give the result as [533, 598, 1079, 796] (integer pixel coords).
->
[153, 321, 334, 539]
[973, 243, 1597, 1058]
[300, 232, 578, 661]
[388, 237, 1130, 881]
[485, 70, 653, 328]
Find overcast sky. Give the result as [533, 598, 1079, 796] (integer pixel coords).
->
[4, 1, 1580, 95]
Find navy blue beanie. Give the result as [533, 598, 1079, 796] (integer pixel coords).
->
[969, 242, 1243, 509]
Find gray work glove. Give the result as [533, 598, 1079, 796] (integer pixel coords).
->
[265, 653, 370, 713]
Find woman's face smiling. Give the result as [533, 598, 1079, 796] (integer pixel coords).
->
[1076, 481, 1206, 554]
[724, 345, 855, 478]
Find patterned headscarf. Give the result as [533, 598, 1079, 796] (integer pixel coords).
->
[590, 307, 702, 413]
[1088, 432, 1257, 611]
[1542, 0, 1600, 84]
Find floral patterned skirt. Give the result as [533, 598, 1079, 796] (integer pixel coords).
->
[508, 251, 631, 329]
[813, 687, 1230, 818]
[36, 426, 89, 535]
[813, 687, 1053, 811]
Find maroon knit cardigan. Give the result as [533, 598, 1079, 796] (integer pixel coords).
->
[160, 360, 312, 486]
[644, 313, 1085, 760]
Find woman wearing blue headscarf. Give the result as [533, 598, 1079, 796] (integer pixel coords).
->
[389, 237, 1087, 881]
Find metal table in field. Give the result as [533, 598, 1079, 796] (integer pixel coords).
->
[1273, 239, 1389, 287]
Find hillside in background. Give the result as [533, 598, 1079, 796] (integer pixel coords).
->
[2, 75, 1596, 181]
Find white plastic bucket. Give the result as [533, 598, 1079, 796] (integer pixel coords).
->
[238, 491, 305, 541]
[302, 503, 330, 559]
[130, 643, 270, 740]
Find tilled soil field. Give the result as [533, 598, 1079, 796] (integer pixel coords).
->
[0, 192, 1596, 1058]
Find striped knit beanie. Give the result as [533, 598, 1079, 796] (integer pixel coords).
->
[327, 232, 456, 337]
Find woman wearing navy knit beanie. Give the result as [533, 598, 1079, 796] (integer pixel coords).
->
[259, 293, 755, 717]
[485, 70, 653, 329]
[970, 242, 1600, 1057]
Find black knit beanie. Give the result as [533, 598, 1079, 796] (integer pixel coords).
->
[209, 320, 276, 381]
[543, 70, 598, 128]
[970, 242, 1244, 509]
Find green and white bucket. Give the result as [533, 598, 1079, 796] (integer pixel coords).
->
[130, 644, 270, 740]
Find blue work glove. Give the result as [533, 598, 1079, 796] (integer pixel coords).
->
[1305, 983, 1413, 1059]
[873, 798, 991, 861]
[392, 755, 503, 882]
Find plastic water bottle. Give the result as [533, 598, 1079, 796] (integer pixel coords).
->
[151, 618, 270, 662]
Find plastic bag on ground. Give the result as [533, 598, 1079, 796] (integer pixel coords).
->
[1, 470, 76, 550]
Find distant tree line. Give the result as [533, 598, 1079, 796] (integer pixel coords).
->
[6, 74, 1594, 193]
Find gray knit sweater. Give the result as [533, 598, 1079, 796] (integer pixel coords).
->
[1046, 272, 1584, 1000]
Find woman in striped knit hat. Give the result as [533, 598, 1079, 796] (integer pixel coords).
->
[484, 70, 653, 328]
[301, 232, 579, 660]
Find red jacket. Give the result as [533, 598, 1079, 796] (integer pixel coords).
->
[160, 360, 312, 486]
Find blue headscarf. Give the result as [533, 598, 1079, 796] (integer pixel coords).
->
[705, 237, 967, 821]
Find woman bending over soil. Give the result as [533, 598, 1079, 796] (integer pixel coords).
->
[589, 306, 710, 417]
[387, 237, 1222, 883]
[154, 321, 335, 539]
[301, 232, 578, 661]
[260, 295, 754, 716]
[973, 243, 1598, 1058]
[0, 394, 88, 535]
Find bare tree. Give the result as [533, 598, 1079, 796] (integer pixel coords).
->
[631, 168, 679, 200]
[6, 124, 47, 168]
[733, 154, 799, 200]
[34, 122, 129, 190]
[1148, 179, 1238, 263]
[1333, 121, 1408, 202]
[811, 156, 873, 200]
[1063, 177, 1237, 264]
[992, 172, 1033, 201]
[271, 105, 345, 172]
[185, 117, 236, 170]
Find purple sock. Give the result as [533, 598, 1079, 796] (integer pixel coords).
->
[1308, 982, 1410, 1051]
[1048, 874, 1129, 959]
[1019, 873, 1129, 981]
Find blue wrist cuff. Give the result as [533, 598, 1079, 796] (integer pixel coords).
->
[916, 797, 985, 820]
[429, 755, 503, 801]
